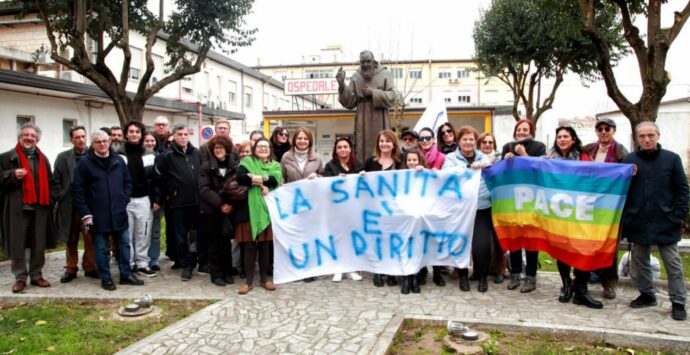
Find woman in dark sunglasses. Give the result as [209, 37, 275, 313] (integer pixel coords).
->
[417, 127, 446, 170]
[436, 123, 457, 154]
[270, 126, 291, 163]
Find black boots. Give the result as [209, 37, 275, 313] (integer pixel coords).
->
[373, 274, 384, 287]
[401, 275, 420, 294]
[401, 275, 410, 294]
[559, 277, 573, 303]
[459, 275, 470, 291]
[432, 266, 446, 287]
[478, 276, 488, 293]
[573, 282, 603, 309]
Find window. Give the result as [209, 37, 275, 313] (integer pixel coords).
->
[409, 69, 422, 79]
[244, 86, 253, 108]
[444, 97, 452, 103]
[129, 47, 142, 80]
[62, 119, 76, 145]
[228, 80, 237, 104]
[392, 68, 403, 79]
[458, 95, 471, 103]
[457, 69, 471, 79]
[16, 115, 34, 131]
[305, 70, 332, 79]
[438, 68, 452, 79]
[409, 97, 423, 104]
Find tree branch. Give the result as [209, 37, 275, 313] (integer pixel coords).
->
[119, 0, 131, 91]
[666, 1, 690, 45]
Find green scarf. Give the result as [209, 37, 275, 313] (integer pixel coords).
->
[239, 156, 283, 240]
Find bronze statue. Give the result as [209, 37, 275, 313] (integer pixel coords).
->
[337, 50, 397, 162]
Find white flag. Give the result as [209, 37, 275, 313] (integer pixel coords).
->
[413, 96, 448, 133]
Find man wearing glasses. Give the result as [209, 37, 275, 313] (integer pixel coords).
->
[153, 116, 171, 154]
[584, 117, 628, 300]
[72, 130, 144, 290]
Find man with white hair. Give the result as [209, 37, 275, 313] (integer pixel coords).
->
[622, 121, 688, 321]
[72, 130, 144, 290]
[0, 123, 55, 293]
[153, 116, 171, 154]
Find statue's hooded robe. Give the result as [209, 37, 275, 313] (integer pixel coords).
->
[338, 66, 397, 162]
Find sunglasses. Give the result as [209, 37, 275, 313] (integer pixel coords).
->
[597, 126, 612, 133]
[278, 132, 288, 137]
[419, 136, 433, 142]
[481, 140, 494, 145]
[441, 129, 453, 135]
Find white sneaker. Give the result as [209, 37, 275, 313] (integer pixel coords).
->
[348, 272, 362, 281]
[332, 273, 343, 282]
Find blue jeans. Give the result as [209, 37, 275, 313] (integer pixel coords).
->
[148, 208, 162, 267]
[169, 206, 199, 269]
[93, 230, 132, 281]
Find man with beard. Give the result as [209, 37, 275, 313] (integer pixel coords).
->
[337, 50, 397, 161]
[110, 126, 124, 152]
[1, 123, 55, 293]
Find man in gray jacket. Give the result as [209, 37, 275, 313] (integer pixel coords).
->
[54, 126, 97, 283]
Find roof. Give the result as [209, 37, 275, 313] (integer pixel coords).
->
[254, 59, 476, 70]
[596, 96, 690, 117]
[0, 69, 246, 119]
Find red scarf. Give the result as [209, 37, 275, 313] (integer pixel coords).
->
[15, 144, 50, 206]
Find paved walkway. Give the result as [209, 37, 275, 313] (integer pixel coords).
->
[1, 252, 689, 354]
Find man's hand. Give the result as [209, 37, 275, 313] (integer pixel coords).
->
[14, 168, 27, 180]
[336, 67, 346, 87]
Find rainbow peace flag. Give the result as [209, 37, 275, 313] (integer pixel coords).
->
[482, 157, 633, 271]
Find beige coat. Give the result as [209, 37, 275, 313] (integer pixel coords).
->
[280, 150, 323, 183]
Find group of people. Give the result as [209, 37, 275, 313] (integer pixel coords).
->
[0, 114, 687, 321]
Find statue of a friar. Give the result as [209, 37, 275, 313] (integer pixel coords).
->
[337, 50, 397, 162]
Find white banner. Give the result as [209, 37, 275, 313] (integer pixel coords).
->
[265, 169, 481, 284]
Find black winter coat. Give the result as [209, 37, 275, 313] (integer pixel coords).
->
[72, 149, 132, 234]
[501, 138, 546, 158]
[154, 142, 201, 208]
[622, 145, 689, 245]
[198, 155, 236, 215]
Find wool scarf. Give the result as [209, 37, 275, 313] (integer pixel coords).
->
[239, 156, 283, 240]
[589, 141, 620, 163]
[15, 144, 50, 206]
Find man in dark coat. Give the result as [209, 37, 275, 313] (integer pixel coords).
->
[53, 125, 97, 283]
[72, 130, 144, 291]
[154, 124, 202, 281]
[337, 50, 397, 162]
[0, 123, 55, 293]
[622, 121, 688, 321]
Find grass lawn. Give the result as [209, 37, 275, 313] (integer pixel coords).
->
[537, 249, 690, 281]
[0, 299, 211, 354]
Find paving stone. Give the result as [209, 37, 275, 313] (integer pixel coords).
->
[1, 252, 689, 354]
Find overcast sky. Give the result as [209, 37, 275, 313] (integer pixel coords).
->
[228, 0, 690, 118]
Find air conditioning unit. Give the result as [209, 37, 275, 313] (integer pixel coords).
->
[38, 70, 58, 79]
[60, 71, 84, 83]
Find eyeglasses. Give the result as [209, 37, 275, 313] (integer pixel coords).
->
[255, 145, 270, 149]
[442, 129, 453, 135]
[154, 123, 168, 127]
[597, 126, 612, 133]
[93, 140, 109, 145]
[481, 140, 494, 145]
[419, 136, 433, 142]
